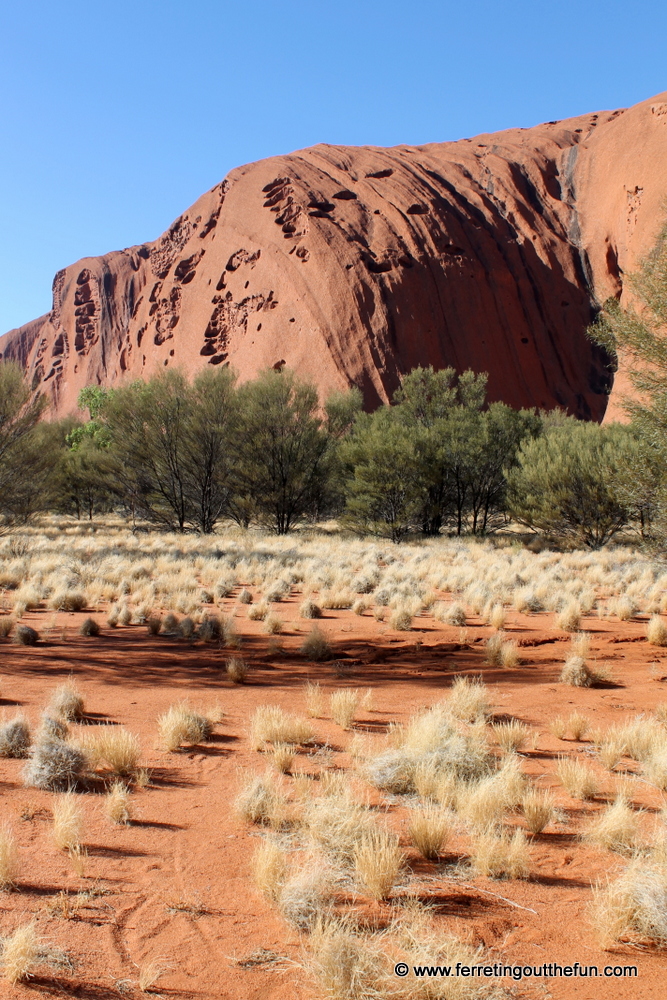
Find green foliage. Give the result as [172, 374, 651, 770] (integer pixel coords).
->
[507, 419, 633, 548]
[341, 408, 425, 541]
[231, 369, 336, 534]
[98, 367, 237, 532]
[0, 362, 55, 530]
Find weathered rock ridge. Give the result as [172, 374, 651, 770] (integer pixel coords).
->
[3, 91, 667, 419]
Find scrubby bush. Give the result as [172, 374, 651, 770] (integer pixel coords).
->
[300, 625, 331, 661]
[226, 656, 248, 684]
[0, 716, 31, 758]
[78, 617, 100, 637]
[157, 704, 212, 751]
[300, 599, 322, 619]
[13, 625, 39, 646]
[49, 682, 85, 720]
[23, 740, 88, 791]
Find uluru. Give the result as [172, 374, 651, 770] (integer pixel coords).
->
[2, 90, 667, 419]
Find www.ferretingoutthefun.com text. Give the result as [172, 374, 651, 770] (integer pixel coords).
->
[393, 961, 638, 982]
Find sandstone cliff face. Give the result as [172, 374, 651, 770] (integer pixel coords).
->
[3, 91, 666, 419]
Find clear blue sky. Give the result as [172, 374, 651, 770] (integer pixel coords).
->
[1, 0, 665, 333]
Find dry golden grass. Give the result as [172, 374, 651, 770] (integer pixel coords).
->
[598, 736, 625, 771]
[251, 838, 287, 900]
[556, 757, 599, 800]
[408, 804, 454, 860]
[492, 720, 529, 752]
[571, 631, 591, 658]
[488, 603, 506, 629]
[301, 915, 386, 1000]
[567, 712, 590, 741]
[548, 717, 567, 740]
[300, 598, 322, 619]
[0, 825, 17, 891]
[278, 863, 330, 932]
[583, 797, 640, 854]
[52, 792, 82, 851]
[460, 759, 525, 832]
[226, 656, 248, 684]
[560, 655, 592, 687]
[388, 607, 413, 631]
[305, 793, 375, 864]
[0, 715, 31, 758]
[138, 960, 172, 993]
[48, 682, 85, 721]
[591, 859, 667, 947]
[304, 681, 324, 718]
[647, 615, 667, 646]
[469, 829, 530, 879]
[263, 613, 284, 635]
[521, 789, 556, 834]
[105, 781, 132, 825]
[271, 744, 296, 774]
[447, 676, 490, 721]
[330, 689, 360, 730]
[250, 705, 314, 749]
[247, 601, 269, 621]
[78, 726, 141, 777]
[353, 825, 403, 900]
[1, 923, 40, 984]
[0, 616, 14, 637]
[235, 772, 288, 828]
[555, 601, 582, 632]
[157, 704, 212, 752]
[300, 626, 332, 661]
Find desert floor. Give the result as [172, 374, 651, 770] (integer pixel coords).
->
[2, 584, 667, 1000]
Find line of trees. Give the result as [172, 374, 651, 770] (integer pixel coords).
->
[0, 355, 660, 548]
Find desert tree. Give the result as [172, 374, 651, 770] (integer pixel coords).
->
[340, 408, 425, 541]
[0, 361, 57, 530]
[230, 368, 336, 534]
[589, 218, 667, 542]
[91, 367, 238, 532]
[506, 418, 633, 547]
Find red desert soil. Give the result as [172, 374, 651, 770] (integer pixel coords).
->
[1, 595, 667, 999]
[2, 90, 667, 421]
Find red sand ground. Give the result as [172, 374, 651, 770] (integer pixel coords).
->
[2, 595, 667, 999]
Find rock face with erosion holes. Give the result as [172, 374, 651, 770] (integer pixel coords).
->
[3, 91, 667, 418]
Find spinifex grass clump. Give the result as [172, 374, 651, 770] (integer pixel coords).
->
[556, 757, 599, 800]
[300, 626, 332, 661]
[0, 716, 31, 758]
[0, 825, 18, 891]
[592, 859, 667, 947]
[235, 772, 288, 827]
[77, 726, 141, 777]
[157, 704, 212, 751]
[521, 789, 556, 834]
[48, 682, 85, 721]
[353, 826, 403, 900]
[226, 656, 248, 683]
[583, 797, 640, 854]
[105, 781, 132, 824]
[365, 702, 491, 795]
[13, 625, 39, 646]
[52, 792, 83, 851]
[469, 829, 530, 879]
[408, 804, 454, 860]
[330, 689, 360, 730]
[250, 705, 314, 750]
[23, 740, 88, 791]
